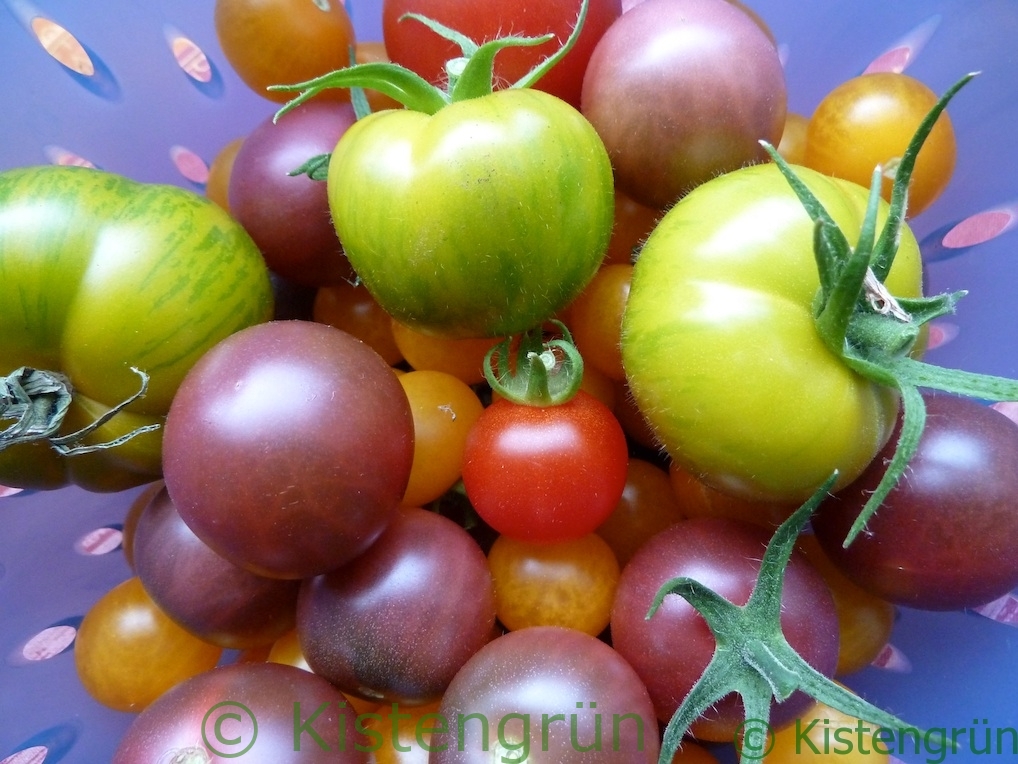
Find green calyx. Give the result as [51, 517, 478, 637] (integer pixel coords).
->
[764, 71, 1018, 546]
[270, 0, 590, 119]
[0, 366, 159, 456]
[483, 321, 584, 407]
[651, 474, 953, 764]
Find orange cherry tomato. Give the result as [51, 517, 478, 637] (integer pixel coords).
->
[798, 535, 896, 676]
[205, 136, 244, 211]
[397, 370, 484, 507]
[569, 263, 632, 382]
[805, 71, 956, 216]
[75, 577, 221, 712]
[597, 458, 686, 566]
[669, 461, 797, 529]
[777, 112, 809, 165]
[214, 0, 356, 103]
[604, 189, 664, 266]
[391, 319, 503, 385]
[314, 280, 404, 366]
[487, 533, 620, 635]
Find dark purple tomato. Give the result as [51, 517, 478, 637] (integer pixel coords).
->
[132, 487, 300, 649]
[113, 661, 369, 763]
[610, 517, 838, 742]
[298, 507, 496, 705]
[229, 100, 357, 288]
[581, 0, 787, 208]
[431, 626, 660, 763]
[162, 320, 415, 580]
[812, 392, 1018, 611]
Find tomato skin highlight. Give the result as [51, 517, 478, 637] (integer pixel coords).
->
[461, 390, 629, 542]
[327, 88, 615, 339]
[0, 165, 273, 491]
[621, 162, 923, 504]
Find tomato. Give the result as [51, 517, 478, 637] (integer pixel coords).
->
[763, 695, 890, 763]
[74, 577, 222, 712]
[162, 320, 415, 579]
[487, 532, 620, 635]
[796, 536, 895, 677]
[327, 87, 614, 338]
[361, 699, 444, 764]
[567, 262, 632, 381]
[595, 458, 685, 567]
[214, 0, 356, 103]
[777, 112, 810, 165]
[812, 392, 1018, 611]
[603, 189, 663, 266]
[397, 370, 484, 508]
[612, 516, 839, 741]
[113, 662, 370, 762]
[391, 320, 502, 386]
[668, 463, 796, 530]
[621, 162, 923, 504]
[0, 165, 273, 491]
[228, 99, 358, 287]
[382, 0, 622, 109]
[314, 279, 404, 366]
[805, 72, 957, 217]
[461, 390, 629, 542]
[430, 626, 660, 762]
[205, 136, 244, 211]
[581, 0, 787, 208]
[297, 508, 496, 705]
[132, 486, 300, 649]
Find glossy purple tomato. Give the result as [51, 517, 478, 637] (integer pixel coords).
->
[812, 392, 1018, 611]
[132, 486, 300, 649]
[610, 517, 838, 742]
[113, 662, 369, 763]
[431, 626, 660, 763]
[162, 320, 415, 580]
[298, 507, 496, 705]
[229, 100, 357, 287]
[581, 0, 786, 208]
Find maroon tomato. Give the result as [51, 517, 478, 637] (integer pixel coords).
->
[581, 0, 786, 208]
[298, 507, 497, 705]
[229, 100, 357, 287]
[461, 390, 629, 542]
[132, 487, 300, 649]
[113, 662, 369, 762]
[162, 321, 415, 580]
[812, 392, 1018, 611]
[611, 517, 839, 741]
[431, 626, 660, 762]
[382, 0, 622, 109]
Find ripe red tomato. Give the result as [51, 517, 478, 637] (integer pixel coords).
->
[461, 390, 629, 542]
[381, 0, 622, 109]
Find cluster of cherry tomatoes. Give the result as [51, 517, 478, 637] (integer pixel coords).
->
[62, 0, 1018, 762]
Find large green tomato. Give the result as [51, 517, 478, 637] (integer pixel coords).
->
[0, 165, 274, 491]
[620, 162, 923, 504]
[326, 87, 614, 339]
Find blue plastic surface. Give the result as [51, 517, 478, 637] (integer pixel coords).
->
[2, 1, 1018, 762]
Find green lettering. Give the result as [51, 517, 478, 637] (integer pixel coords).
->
[794, 718, 821, 755]
[293, 702, 330, 751]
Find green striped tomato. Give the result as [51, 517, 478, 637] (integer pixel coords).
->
[0, 165, 273, 491]
[326, 87, 614, 339]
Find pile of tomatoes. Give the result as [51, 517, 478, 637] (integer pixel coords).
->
[4, 0, 1018, 762]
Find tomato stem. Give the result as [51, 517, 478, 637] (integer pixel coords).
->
[483, 321, 584, 407]
[763, 71, 1018, 545]
[0, 366, 159, 456]
[270, 0, 590, 118]
[650, 474, 952, 764]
